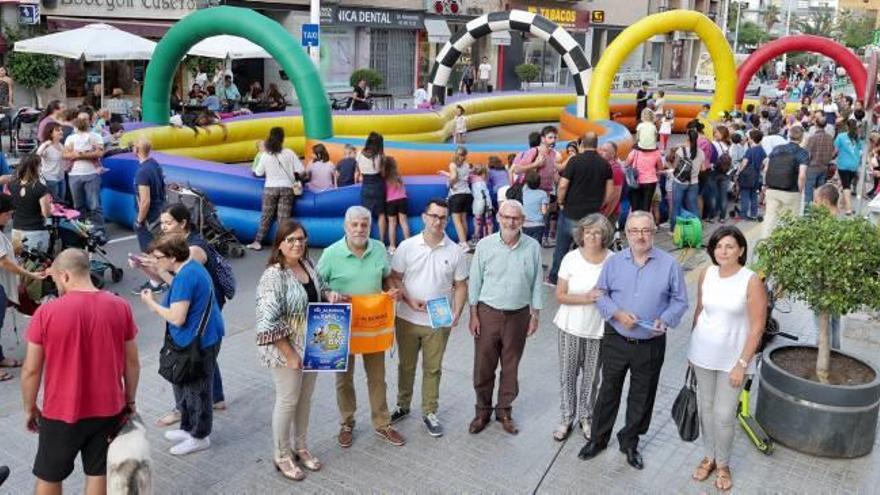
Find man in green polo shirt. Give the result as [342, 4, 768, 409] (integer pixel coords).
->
[317, 206, 405, 448]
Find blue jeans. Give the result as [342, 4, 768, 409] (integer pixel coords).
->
[671, 182, 699, 229]
[701, 176, 717, 219]
[813, 312, 841, 350]
[712, 174, 730, 220]
[135, 213, 160, 252]
[45, 179, 64, 201]
[523, 225, 544, 244]
[740, 187, 759, 219]
[69, 174, 105, 236]
[549, 214, 576, 284]
[803, 169, 828, 209]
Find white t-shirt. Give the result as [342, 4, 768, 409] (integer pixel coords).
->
[356, 152, 381, 176]
[253, 149, 304, 188]
[455, 115, 467, 134]
[390, 233, 468, 327]
[688, 266, 756, 373]
[37, 141, 65, 181]
[761, 134, 788, 156]
[659, 118, 673, 135]
[636, 122, 658, 150]
[478, 63, 491, 81]
[553, 249, 613, 339]
[822, 102, 838, 115]
[64, 132, 103, 176]
[0, 231, 19, 304]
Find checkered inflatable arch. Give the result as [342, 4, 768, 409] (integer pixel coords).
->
[427, 9, 592, 117]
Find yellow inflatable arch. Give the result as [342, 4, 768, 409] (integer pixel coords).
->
[588, 10, 736, 121]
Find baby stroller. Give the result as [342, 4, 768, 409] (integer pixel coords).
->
[11, 107, 42, 156]
[49, 203, 123, 289]
[164, 183, 246, 258]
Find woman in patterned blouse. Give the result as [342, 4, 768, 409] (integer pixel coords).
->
[255, 220, 342, 481]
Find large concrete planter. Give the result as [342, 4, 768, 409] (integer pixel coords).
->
[756, 345, 880, 458]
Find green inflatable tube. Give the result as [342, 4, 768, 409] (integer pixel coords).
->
[141, 6, 332, 140]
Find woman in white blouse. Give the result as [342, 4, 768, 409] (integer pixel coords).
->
[247, 127, 305, 250]
[552, 213, 614, 441]
[688, 225, 767, 492]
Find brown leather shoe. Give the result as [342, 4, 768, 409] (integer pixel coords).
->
[375, 426, 405, 446]
[497, 415, 519, 435]
[469, 415, 490, 434]
[337, 424, 353, 448]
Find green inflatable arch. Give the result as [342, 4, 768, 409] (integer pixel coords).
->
[142, 6, 332, 139]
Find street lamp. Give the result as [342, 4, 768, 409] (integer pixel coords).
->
[782, 0, 794, 68]
[733, 0, 744, 54]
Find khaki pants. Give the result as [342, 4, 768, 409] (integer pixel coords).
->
[395, 317, 451, 415]
[271, 367, 317, 460]
[336, 352, 390, 429]
[473, 303, 530, 417]
[762, 188, 801, 240]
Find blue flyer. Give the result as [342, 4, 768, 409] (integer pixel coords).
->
[426, 297, 453, 329]
[303, 303, 351, 372]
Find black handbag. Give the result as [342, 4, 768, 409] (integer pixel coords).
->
[671, 366, 700, 442]
[158, 288, 214, 385]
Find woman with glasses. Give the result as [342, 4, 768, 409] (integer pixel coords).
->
[140, 234, 225, 456]
[446, 146, 473, 251]
[255, 220, 342, 481]
[552, 214, 614, 441]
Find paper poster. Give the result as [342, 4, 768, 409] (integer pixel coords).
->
[303, 303, 351, 372]
[426, 296, 453, 329]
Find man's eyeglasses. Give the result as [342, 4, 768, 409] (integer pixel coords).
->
[626, 228, 655, 237]
[424, 213, 448, 223]
[499, 214, 524, 222]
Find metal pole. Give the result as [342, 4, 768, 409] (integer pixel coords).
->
[782, 0, 793, 68]
[857, 49, 878, 214]
[100, 61, 105, 109]
[309, 0, 320, 66]
[733, 0, 742, 54]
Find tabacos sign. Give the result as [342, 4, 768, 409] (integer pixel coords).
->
[523, 4, 590, 30]
[44, 0, 197, 19]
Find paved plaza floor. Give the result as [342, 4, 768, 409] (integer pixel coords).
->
[0, 217, 878, 495]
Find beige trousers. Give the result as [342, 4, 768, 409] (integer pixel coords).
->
[270, 366, 317, 460]
[761, 189, 802, 240]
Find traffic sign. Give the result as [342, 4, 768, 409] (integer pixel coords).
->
[302, 23, 320, 48]
[18, 4, 39, 25]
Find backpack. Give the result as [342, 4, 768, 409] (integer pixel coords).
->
[673, 150, 694, 183]
[764, 147, 799, 192]
[673, 212, 703, 248]
[210, 246, 236, 301]
[715, 143, 732, 174]
[506, 182, 524, 203]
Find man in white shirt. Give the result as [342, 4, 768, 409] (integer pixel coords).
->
[388, 198, 468, 437]
[478, 56, 492, 92]
[760, 126, 787, 157]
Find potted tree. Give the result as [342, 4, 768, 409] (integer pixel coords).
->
[349, 68, 383, 91]
[754, 208, 880, 457]
[5, 27, 61, 107]
[514, 63, 540, 91]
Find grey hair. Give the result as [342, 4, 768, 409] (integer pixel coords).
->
[625, 210, 656, 228]
[498, 199, 525, 217]
[573, 213, 614, 248]
[344, 205, 372, 224]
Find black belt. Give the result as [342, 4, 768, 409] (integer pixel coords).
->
[604, 322, 664, 344]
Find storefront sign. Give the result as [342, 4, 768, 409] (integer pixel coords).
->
[18, 4, 40, 25]
[320, 6, 423, 29]
[521, 4, 589, 30]
[42, 0, 197, 20]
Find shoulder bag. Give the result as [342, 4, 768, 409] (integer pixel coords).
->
[625, 151, 640, 189]
[673, 149, 694, 183]
[671, 366, 700, 442]
[276, 153, 304, 197]
[158, 287, 215, 385]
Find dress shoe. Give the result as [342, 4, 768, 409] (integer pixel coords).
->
[468, 415, 490, 434]
[496, 415, 519, 435]
[621, 445, 644, 470]
[577, 441, 605, 460]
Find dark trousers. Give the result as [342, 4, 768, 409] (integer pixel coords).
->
[628, 182, 657, 213]
[473, 303, 530, 417]
[549, 214, 578, 284]
[173, 345, 217, 439]
[590, 326, 666, 450]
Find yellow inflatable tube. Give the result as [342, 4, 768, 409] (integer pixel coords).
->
[589, 10, 736, 122]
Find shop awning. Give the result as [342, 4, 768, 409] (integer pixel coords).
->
[46, 16, 173, 40]
[424, 18, 451, 44]
[491, 31, 511, 46]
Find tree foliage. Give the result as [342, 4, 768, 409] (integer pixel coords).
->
[755, 208, 880, 380]
[794, 9, 839, 38]
[763, 3, 781, 33]
[4, 26, 60, 95]
[737, 21, 769, 48]
[349, 68, 383, 90]
[514, 63, 540, 85]
[838, 10, 875, 50]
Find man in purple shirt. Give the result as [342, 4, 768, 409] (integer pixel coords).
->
[578, 211, 688, 470]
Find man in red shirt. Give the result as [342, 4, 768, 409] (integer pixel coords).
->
[21, 248, 140, 495]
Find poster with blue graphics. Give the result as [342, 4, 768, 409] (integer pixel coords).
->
[303, 303, 351, 372]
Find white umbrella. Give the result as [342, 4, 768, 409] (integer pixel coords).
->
[14, 23, 156, 107]
[187, 35, 271, 60]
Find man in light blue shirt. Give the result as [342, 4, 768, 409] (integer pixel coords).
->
[218, 75, 241, 111]
[579, 211, 688, 470]
[468, 200, 544, 436]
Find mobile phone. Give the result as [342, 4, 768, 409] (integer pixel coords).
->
[128, 253, 144, 268]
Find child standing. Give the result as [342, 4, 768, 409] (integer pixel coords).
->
[737, 129, 765, 221]
[654, 90, 666, 116]
[659, 109, 674, 152]
[635, 108, 658, 151]
[383, 156, 410, 254]
[470, 165, 494, 241]
[453, 105, 467, 144]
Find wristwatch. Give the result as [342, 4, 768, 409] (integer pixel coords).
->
[737, 358, 748, 369]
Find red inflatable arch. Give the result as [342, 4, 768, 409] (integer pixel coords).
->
[736, 35, 867, 107]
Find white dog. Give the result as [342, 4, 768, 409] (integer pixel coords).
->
[106, 414, 152, 495]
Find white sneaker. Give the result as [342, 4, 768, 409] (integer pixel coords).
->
[169, 436, 211, 456]
[164, 429, 191, 442]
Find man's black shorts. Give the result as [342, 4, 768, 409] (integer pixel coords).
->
[33, 415, 120, 482]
